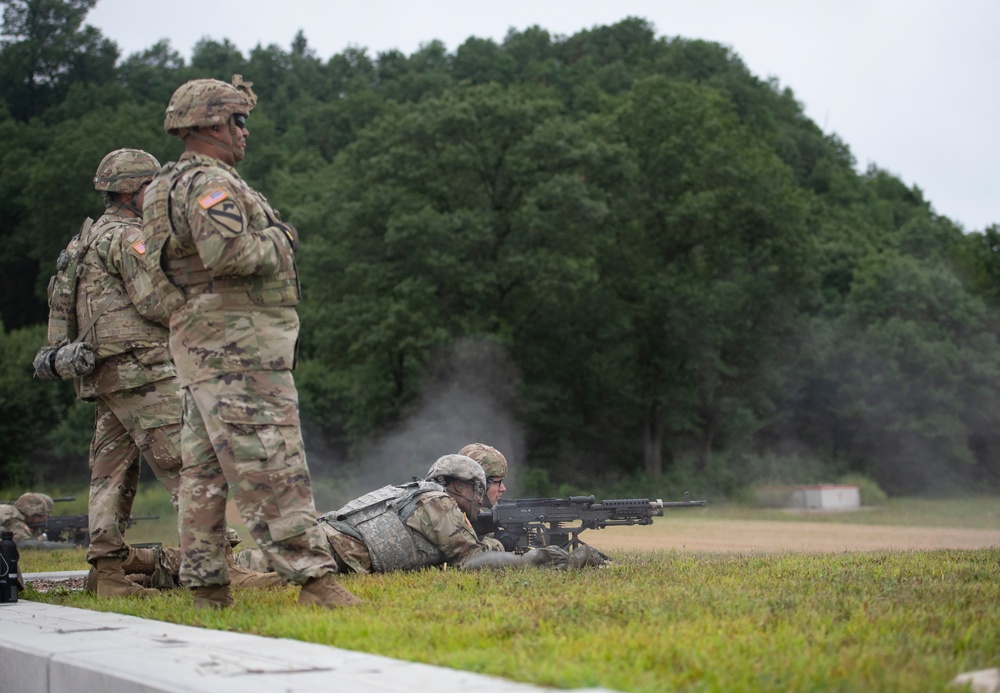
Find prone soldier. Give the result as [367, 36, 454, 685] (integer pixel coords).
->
[459, 442, 508, 506]
[0, 493, 54, 543]
[236, 455, 570, 574]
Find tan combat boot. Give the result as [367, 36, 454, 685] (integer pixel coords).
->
[129, 545, 179, 589]
[192, 584, 234, 609]
[297, 573, 362, 608]
[122, 546, 158, 573]
[94, 557, 159, 597]
[224, 542, 284, 588]
[89, 545, 177, 591]
[229, 562, 285, 588]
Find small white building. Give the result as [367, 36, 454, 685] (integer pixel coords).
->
[787, 484, 860, 510]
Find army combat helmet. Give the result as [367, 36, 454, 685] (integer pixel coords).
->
[164, 74, 257, 162]
[94, 149, 160, 194]
[425, 454, 487, 520]
[459, 443, 508, 482]
[93, 148, 160, 216]
[14, 492, 53, 519]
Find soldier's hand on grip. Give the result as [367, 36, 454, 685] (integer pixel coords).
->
[496, 531, 519, 552]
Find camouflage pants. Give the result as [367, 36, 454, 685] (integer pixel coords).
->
[234, 524, 372, 575]
[233, 546, 273, 573]
[177, 371, 338, 588]
[87, 378, 182, 563]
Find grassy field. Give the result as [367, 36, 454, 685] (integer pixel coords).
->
[16, 496, 1000, 692]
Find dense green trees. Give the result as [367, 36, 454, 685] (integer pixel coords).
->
[2, 4, 997, 495]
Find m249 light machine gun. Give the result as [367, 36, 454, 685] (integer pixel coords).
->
[474, 492, 707, 551]
[29, 514, 159, 547]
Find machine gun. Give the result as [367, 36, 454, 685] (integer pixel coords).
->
[473, 492, 706, 551]
[28, 514, 159, 547]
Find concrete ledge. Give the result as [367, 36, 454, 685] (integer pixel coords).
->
[0, 599, 615, 693]
[22, 571, 89, 581]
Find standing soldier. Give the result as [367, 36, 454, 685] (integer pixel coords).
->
[33, 149, 182, 596]
[142, 76, 359, 609]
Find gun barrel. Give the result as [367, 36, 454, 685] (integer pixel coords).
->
[660, 499, 707, 507]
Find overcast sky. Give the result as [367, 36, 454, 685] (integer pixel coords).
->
[87, 0, 999, 232]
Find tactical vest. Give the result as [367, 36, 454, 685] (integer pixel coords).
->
[143, 156, 300, 309]
[320, 481, 448, 573]
[45, 218, 93, 346]
[75, 216, 169, 359]
[141, 162, 188, 316]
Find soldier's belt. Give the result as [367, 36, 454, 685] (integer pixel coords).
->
[168, 269, 255, 298]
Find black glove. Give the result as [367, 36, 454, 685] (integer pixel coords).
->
[568, 543, 611, 569]
[523, 546, 569, 569]
[496, 531, 519, 552]
[276, 222, 298, 251]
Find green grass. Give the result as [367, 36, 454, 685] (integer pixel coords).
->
[21, 547, 999, 692]
[12, 494, 1000, 691]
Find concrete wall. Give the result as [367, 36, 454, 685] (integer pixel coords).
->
[0, 599, 615, 693]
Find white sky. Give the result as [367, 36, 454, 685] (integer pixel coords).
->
[87, 0, 999, 232]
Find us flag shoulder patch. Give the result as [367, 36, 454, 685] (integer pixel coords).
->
[132, 240, 146, 254]
[198, 189, 229, 209]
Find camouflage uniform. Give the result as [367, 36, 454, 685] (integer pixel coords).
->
[0, 507, 33, 543]
[143, 80, 337, 590]
[237, 482, 504, 574]
[50, 151, 182, 564]
[322, 484, 504, 573]
[0, 494, 52, 543]
[461, 442, 510, 541]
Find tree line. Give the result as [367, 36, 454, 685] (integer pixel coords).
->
[2, 0, 999, 498]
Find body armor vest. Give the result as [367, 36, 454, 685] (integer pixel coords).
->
[75, 216, 169, 359]
[142, 156, 300, 310]
[320, 481, 448, 573]
[45, 218, 92, 346]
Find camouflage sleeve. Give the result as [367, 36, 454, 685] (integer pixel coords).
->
[111, 224, 171, 326]
[406, 495, 504, 565]
[0, 506, 35, 543]
[184, 173, 293, 278]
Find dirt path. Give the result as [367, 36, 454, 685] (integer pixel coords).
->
[583, 518, 1000, 553]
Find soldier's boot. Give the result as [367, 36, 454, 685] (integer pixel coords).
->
[192, 584, 233, 609]
[125, 545, 179, 589]
[297, 573, 362, 608]
[229, 561, 285, 588]
[224, 543, 284, 588]
[94, 557, 159, 597]
[89, 546, 161, 593]
[122, 546, 158, 573]
[85, 567, 97, 593]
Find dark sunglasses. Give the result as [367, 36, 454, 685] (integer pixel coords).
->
[487, 476, 504, 487]
[232, 113, 247, 129]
